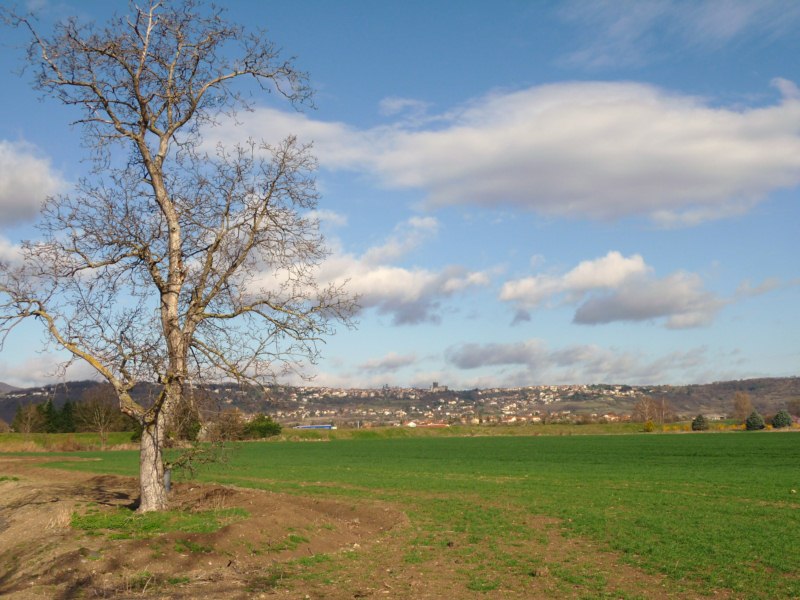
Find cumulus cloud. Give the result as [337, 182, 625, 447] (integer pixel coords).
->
[500, 251, 724, 328]
[0, 235, 25, 266]
[0, 141, 64, 226]
[314, 217, 490, 325]
[573, 272, 724, 329]
[500, 252, 649, 310]
[210, 80, 800, 226]
[445, 339, 710, 384]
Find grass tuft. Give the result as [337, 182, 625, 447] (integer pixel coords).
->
[71, 506, 248, 539]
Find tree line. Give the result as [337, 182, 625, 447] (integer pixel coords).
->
[8, 385, 135, 448]
[4, 383, 282, 448]
[630, 391, 799, 431]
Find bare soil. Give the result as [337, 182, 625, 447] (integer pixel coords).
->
[0, 457, 714, 599]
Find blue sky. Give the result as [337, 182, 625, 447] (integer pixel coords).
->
[0, 0, 797, 389]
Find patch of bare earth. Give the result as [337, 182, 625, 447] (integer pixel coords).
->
[0, 457, 402, 599]
[0, 457, 722, 599]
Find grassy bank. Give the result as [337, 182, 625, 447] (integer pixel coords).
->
[0, 431, 134, 452]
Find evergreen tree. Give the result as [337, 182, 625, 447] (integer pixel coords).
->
[772, 410, 792, 429]
[691, 414, 709, 431]
[59, 400, 76, 433]
[745, 410, 765, 431]
[40, 399, 58, 433]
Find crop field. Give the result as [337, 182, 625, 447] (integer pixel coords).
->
[18, 431, 800, 597]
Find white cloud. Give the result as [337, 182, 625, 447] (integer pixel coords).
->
[361, 216, 438, 264]
[0, 235, 25, 266]
[276, 216, 492, 326]
[0, 353, 99, 388]
[735, 277, 783, 297]
[445, 339, 711, 384]
[500, 251, 724, 328]
[773, 78, 800, 101]
[378, 97, 431, 119]
[557, 0, 800, 68]
[212, 81, 800, 226]
[320, 259, 489, 326]
[0, 141, 64, 226]
[357, 352, 417, 374]
[557, 0, 669, 68]
[306, 209, 348, 228]
[501, 252, 649, 310]
[573, 272, 725, 329]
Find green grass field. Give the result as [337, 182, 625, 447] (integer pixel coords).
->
[24, 431, 800, 597]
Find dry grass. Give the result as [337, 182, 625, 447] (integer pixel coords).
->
[0, 440, 41, 452]
[46, 506, 72, 530]
[0, 432, 137, 452]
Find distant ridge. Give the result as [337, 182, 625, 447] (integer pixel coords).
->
[0, 382, 20, 395]
[0, 376, 797, 425]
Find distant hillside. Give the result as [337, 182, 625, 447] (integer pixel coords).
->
[0, 380, 267, 423]
[0, 380, 100, 423]
[0, 382, 20, 395]
[645, 378, 800, 417]
[0, 376, 797, 425]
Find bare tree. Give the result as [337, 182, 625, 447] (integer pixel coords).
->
[0, 1, 353, 511]
[631, 396, 657, 423]
[12, 404, 46, 434]
[788, 399, 800, 418]
[631, 396, 675, 425]
[204, 408, 246, 442]
[76, 384, 123, 450]
[732, 391, 753, 422]
[654, 397, 675, 424]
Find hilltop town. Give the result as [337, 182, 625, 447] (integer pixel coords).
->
[6, 377, 797, 427]
[1, 377, 797, 428]
[256, 378, 799, 427]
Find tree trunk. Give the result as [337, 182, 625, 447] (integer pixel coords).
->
[138, 419, 168, 512]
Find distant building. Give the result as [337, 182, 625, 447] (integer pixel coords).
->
[431, 381, 448, 393]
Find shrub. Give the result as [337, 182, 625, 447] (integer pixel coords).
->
[205, 409, 245, 441]
[643, 419, 656, 432]
[772, 410, 792, 429]
[745, 411, 765, 431]
[243, 414, 282, 439]
[691, 414, 709, 431]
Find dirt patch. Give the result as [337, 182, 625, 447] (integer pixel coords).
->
[0, 457, 404, 599]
